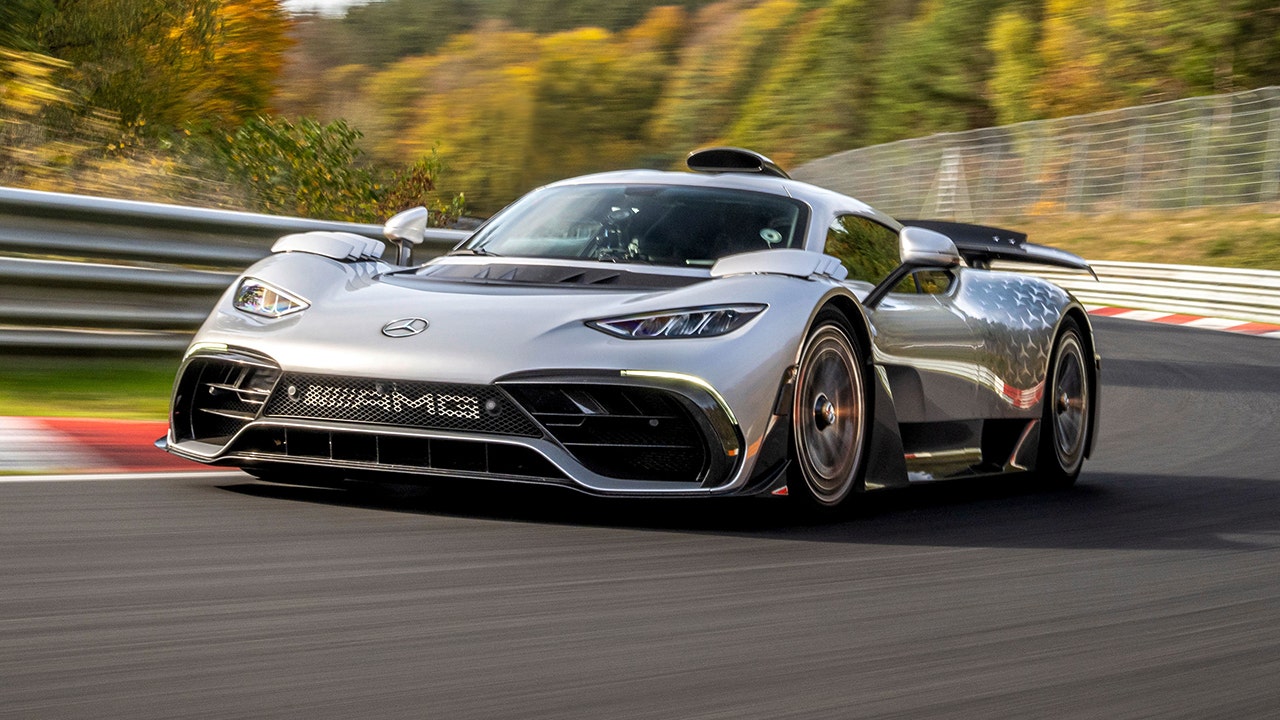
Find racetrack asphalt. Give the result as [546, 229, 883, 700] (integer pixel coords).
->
[2, 316, 1279, 719]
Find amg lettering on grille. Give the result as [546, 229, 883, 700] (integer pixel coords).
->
[263, 373, 544, 437]
[301, 385, 480, 420]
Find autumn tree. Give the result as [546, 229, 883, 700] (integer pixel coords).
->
[364, 26, 541, 210]
[1028, 0, 1280, 117]
[867, 0, 1005, 143]
[174, 0, 291, 129]
[10, 0, 289, 131]
[986, 5, 1043, 126]
[725, 0, 892, 166]
[647, 0, 804, 161]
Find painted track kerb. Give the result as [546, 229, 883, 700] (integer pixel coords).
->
[1087, 306, 1280, 338]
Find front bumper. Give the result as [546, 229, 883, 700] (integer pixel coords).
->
[165, 347, 751, 497]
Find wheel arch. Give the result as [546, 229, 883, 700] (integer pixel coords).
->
[809, 289, 873, 362]
[802, 287, 909, 492]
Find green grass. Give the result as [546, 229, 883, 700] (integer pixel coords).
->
[1001, 206, 1280, 269]
[0, 356, 177, 420]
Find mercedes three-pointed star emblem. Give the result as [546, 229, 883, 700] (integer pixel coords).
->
[381, 317, 429, 338]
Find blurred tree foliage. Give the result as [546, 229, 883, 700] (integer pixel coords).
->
[217, 115, 380, 220]
[360, 8, 686, 210]
[1, 0, 292, 199]
[281, 0, 1276, 213]
[5, 0, 1280, 221]
[15, 0, 289, 130]
[647, 0, 805, 163]
[296, 0, 718, 68]
[216, 115, 464, 222]
[0, 0, 463, 222]
[867, 0, 1006, 143]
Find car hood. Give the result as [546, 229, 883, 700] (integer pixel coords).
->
[191, 253, 814, 390]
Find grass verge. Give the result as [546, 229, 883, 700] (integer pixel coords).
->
[0, 355, 177, 420]
[998, 205, 1280, 270]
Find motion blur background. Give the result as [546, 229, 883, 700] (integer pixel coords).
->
[4, 0, 1280, 218]
[2, 0, 1279, 417]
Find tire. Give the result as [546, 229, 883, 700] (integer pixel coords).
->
[1037, 318, 1090, 487]
[787, 312, 870, 511]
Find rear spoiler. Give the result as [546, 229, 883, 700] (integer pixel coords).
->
[900, 220, 1096, 279]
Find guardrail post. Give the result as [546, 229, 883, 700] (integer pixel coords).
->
[1122, 121, 1146, 210]
[1262, 100, 1280, 204]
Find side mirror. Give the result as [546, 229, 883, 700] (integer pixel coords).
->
[383, 206, 429, 265]
[899, 226, 961, 268]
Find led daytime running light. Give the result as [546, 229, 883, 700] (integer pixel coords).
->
[233, 278, 310, 318]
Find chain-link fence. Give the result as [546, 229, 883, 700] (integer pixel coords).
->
[792, 87, 1280, 220]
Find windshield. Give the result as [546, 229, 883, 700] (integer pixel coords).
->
[461, 184, 809, 267]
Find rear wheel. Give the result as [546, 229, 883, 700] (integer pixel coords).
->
[1037, 319, 1090, 487]
[787, 313, 869, 511]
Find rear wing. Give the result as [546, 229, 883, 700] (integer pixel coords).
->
[900, 220, 1096, 279]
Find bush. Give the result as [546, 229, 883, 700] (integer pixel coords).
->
[217, 114, 466, 224]
[217, 115, 380, 221]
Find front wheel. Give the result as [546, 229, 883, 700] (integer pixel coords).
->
[787, 313, 870, 511]
[1036, 318, 1090, 487]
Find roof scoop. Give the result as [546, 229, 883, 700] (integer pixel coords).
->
[687, 147, 790, 179]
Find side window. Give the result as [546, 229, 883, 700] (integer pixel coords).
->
[826, 215, 911, 291]
[913, 269, 953, 295]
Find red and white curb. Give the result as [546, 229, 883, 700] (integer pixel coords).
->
[1086, 306, 1280, 338]
[0, 416, 219, 477]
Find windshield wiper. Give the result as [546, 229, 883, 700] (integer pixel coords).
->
[451, 247, 502, 257]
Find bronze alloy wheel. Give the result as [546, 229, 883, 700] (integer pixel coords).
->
[791, 318, 867, 507]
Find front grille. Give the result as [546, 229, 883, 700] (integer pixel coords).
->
[230, 427, 565, 480]
[263, 373, 541, 437]
[505, 384, 708, 482]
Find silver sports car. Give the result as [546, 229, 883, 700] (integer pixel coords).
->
[162, 148, 1099, 510]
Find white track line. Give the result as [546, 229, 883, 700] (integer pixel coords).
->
[0, 470, 246, 483]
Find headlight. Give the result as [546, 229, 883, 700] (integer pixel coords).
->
[588, 304, 766, 339]
[233, 278, 310, 318]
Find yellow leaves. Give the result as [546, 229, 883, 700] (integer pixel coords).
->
[622, 6, 688, 52]
[0, 49, 73, 118]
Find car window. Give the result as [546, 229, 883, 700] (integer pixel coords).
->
[826, 215, 912, 291]
[913, 269, 953, 295]
[463, 184, 808, 267]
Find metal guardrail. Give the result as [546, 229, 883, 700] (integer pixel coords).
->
[0, 187, 469, 353]
[1, 186, 1276, 354]
[996, 261, 1280, 325]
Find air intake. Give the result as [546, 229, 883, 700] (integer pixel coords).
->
[686, 147, 790, 179]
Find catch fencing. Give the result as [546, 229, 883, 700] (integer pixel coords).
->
[793, 87, 1280, 219]
[0, 187, 467, 353]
